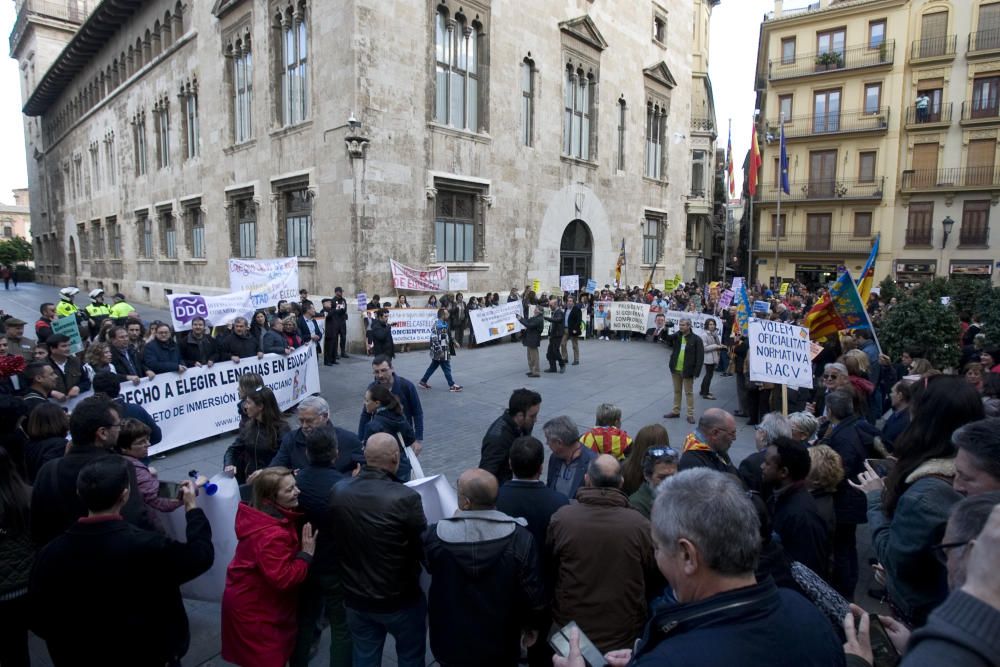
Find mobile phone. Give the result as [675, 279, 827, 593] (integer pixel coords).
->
[158, 481, 180, 499]
[865, 458, 895, 478]
[548, 622, 605, 667]
[867, 615, 901, 667]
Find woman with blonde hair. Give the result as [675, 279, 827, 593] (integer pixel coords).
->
[222, 467, 316, 667]
[83, 341, 117, 381]
[621, 423, 669, 495]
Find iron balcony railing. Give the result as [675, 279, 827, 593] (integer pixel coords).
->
[901, 167, 1000, 191]
[768, 40, 894, 80]
[960, 100, 1000, 123]
[904, 103, 953, 126]
[755, 177, 885, 203]
[753, 232, 876, 254]
[691, 116, 715, 132]
[767, 108, 889, 140]
[969, 28, 1000, 53]
[910, 34, 957, 60]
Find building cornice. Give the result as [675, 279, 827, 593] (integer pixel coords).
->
[23, 0, 145, 117]
[762, 0, 907, 32]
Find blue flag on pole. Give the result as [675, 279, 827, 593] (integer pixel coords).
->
[779, 122, 790, 195]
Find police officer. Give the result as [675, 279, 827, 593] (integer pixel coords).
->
[109, 292, 137, 325]
[85, 289, 112, 339]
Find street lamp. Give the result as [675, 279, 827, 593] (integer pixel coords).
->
[941, 216, 955, 249]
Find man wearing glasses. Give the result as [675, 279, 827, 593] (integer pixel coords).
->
[30, 395, 149, 545]
[678, 408, 739, 478]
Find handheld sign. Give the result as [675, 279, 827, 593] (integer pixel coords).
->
[748, 318, 813, 389]
[560, 275, 580, 293]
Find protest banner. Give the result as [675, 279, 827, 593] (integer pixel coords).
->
[469, 301, 526, 343]
[532, 279, 541, 293]
[114, 345, 320, 455]
[387, 308, 438, 344]
[748, 318, 813, 389]
[228, 257, 299, 309]
[732, 277, 744, 293]
[647, 309, 722, 333]
[718, 289, 735, 309]
[51, 316, 84, 354]
[585, 278, 597, 293]
[609, 302, 651, 333]
[560, 275, 580, 293]
[753, 299, 771, 314]
[167, 291, 255, 332]
[357, 292, 368, 311]
[390, 259, 448, 292]
[447, 272, 468, 291]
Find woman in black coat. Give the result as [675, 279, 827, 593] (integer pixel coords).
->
[224, 387, 290, 484]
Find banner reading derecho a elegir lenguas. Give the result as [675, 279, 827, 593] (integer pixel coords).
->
[119, 345, 320, 455]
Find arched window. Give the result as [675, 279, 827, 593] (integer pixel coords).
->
[434, 7, 482, 131]
[645, 100, 666, 179]
[564, 64, 594, 160]
[276, 1, 309, 126]
[162, 12, 173, 48]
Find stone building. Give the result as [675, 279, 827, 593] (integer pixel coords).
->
[0, 188, 31, 241]
[11, 0, 718, 304]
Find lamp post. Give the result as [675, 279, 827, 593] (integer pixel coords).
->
[940, 215, 954, 279]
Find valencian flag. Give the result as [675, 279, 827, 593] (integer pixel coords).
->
[748, 121, 762, 196]
[856, 233, 880, 305]
[828, 268, 871, 331]
[779, 121, 790, 195]
[733, 283, 751, 336]
[726, 127, 735, 197]
[615, 238, 626, 286]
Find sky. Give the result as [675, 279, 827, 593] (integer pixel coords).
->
[0, 1, 810, 208]
[710, 0, 813, 197]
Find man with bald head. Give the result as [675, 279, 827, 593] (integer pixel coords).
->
[678, 407, 740, 478]
[327, 433, 428, 667]
[547, 454, 659, 654]
[424, 468, 545, 666]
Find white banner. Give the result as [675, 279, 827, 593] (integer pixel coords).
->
[117, 345, 320, 455]
[646, 309, 723, 333]
[609, 302, 651, 333]
[560, 275, 580, 293]
[748, 318, 813, 389]
[469, 301, 526, 343]
[448, 272, 468, 291]
[167, 292, 255, 332]
[390, 259, 448, 292]
[229, 258, 300, 310]
[387, 308, 439, 344]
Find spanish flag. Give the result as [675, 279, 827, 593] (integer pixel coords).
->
[748, 121, 762, 197]
[856, 233, 880, 305]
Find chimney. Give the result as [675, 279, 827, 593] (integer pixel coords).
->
[774, 0, 783, 17]
[819, 0, 832, 8]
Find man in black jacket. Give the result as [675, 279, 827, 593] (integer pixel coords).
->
[761, 437, 831, 577]
[29, 457, 213, 666]
[518, 305, 544, 377]
[217, 317, 264, 363]
[179, 316, 219, 367]
[480, 388, 542, 484]
[545, 297, 566, 373]
[109, 326, 144, 383]
[425, 468, 546, 666]
[560, 296, 583, 367]
[661, 318, 704, 423]
[323, 287, 350, 365]
[327, 434, 427, 666]
[30, 396, 151, 546]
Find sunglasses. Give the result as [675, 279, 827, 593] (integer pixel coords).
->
[822, 374, 841, 380]
[645, 447, 679, 462]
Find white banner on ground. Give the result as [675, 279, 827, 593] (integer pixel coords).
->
[390, 259, 448, 292]
[748, 318, 813, 389]
[560, 275, 580, 293]
[447, 272, 468, 291]
[609, 302, 651, 333]
[228, 257, 300, 310]
[469, 301, 526, 343]
[167, 292, 255, 332]
[117, 345, 320, 455]
[387, 308, 439, 344]
[646, 309, 723, 333]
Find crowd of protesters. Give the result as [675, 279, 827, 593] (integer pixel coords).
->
[1, 277, 1000, 667]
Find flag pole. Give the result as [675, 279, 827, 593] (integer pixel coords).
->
[774, 112, 783, 290]
[722, 118, 732, 283]
[748, 112, 757, 289]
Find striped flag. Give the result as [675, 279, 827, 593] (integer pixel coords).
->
[727, 127, 735, 197]
[615, 238, 626, 286]
[856, 233, 880, 305]
[748, 121, 762, 197]
[803, 293, 844, 341]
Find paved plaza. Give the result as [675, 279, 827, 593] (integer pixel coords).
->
[2, 283, 880, 666]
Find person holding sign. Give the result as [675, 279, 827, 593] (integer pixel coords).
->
[561, 296, 583, 367]
[545, 297, 567, 374]
[660, 319, 704, 424]
[517, 305, 545, 377]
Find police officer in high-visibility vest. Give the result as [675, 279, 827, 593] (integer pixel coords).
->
[85, 289, 112, 339]
[56, 286, 90, 341]
[109, 292, 137, 325]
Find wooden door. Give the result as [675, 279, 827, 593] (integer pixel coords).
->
[809, 150, 837, 197]
[967, 139, 996, 186]
[911, 143, 939, 187]
[921, 12, 948, 57]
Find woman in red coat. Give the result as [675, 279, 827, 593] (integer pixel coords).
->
[221, 467, 317, 666]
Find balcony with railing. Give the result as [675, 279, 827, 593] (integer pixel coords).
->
[766, 108, 889, 141]
[904, 103, 952, 129]
[969, 28, 1000, 55]
[900, 167, 1000, 192]
[755, 177, 885, 203]
[910, 34, 957, 62]
[691, 116, 716, 133]
[753, 232, 876, 254]
[960, 100, 1000, 125]
[768, 40, 894, 81]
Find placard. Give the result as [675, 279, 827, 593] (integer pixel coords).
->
[357, 292, 368, 312]
[748, 318, 813, 389]
[718, 289, 735, 309]
[469, 301, 526, 344]
[167, 291, 255, 332]
[732, 277, 745, 293]
[609, 302, 651, 333]
[532, 279, 541, 294]
[387, 308, 439, 344]
[753, 300, 771, 314]
[560, 275, 580, 293]
[779, 282, 790, 296]
[228, 257, 300, 309]
[390, 259, 448, 292]
[51, 316, 84, 354]
[585, 278, 598, 293]
[447, 272, 468, 291]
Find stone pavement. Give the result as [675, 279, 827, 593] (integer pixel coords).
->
[5, 282, 882, 666]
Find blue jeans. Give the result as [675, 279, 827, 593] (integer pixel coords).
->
[421, 359, 455, 386]
[718, 347, 730, 374]
[345, 595, 427, 667]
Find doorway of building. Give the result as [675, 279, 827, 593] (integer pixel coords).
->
[560, 219, 593, 292]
